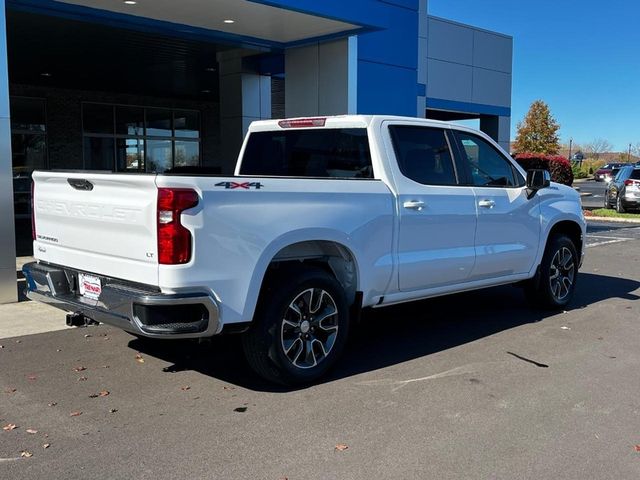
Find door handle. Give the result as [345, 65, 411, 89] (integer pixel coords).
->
[403, 200, 426, 211]
[478, 199, 495, 209]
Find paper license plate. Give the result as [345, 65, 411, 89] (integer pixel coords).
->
[78, 273, 102, 300]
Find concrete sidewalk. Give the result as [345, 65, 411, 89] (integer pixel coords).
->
[0, 256, 70, 340]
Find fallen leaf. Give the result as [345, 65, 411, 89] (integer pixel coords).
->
[47, 402, 57, 407]
[0, 344, 4, 348]
[233, 407, 248, 413]
[26, 429, 38, 434]
[73, 366, 86, 372]
[3, 423, 17, 431]
[70, 411, 82, 417]
[635, 445, 640, 452]
[335, 443, 349, 452]
[99, 390, 110, 397]
[223, 386, 235, 391]
[77, 376, 88, 382]
[16, 340, 21, 344]
[560, 326, 571, 330]
[88, 393, 99, 398]
[20, 450, 33, 458]
[5, 388, 17, 394]
[181, 386, 191, 391]
[101, 365, 110, 369]
[109, 408, 118, 414]
[27, 375, 37, 381]
[43, 444, 50, 449]
[56, 349, 62, 352]
[84, 334, 92, 338]
[135, 353, 144, 364]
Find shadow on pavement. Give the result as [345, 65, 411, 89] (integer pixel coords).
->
[128, 272, 640, 392]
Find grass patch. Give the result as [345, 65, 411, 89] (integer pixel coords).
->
[588, 208, 640, 220]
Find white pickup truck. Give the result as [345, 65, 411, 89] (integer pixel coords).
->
[24, 115, 586, 385]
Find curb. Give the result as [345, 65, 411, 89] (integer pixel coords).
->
[585, 216, 640, 224]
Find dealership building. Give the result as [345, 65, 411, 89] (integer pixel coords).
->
[0, 0, 513, 303]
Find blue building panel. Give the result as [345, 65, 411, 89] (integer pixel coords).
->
[357, 61, 417, 116]
[356, 6, 418, 70]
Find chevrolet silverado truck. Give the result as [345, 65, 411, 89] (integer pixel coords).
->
[23, 115, 586, 385]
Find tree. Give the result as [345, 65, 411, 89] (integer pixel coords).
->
[513, 100, 561, 155]
[585, 138, 612, 160]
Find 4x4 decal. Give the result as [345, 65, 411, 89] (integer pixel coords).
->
[215, 181, 264, 190]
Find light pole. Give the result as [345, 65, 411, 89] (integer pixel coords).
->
[568, 138, 573, 163]
[629, 143, 632, 163]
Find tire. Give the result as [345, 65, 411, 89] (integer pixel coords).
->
[616, 195, 626, 213]
[604, 192, 611, 209]
[525, 235, 578, 309]
[242, 266, 350, 386]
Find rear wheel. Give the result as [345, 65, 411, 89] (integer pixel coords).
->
[525, 235, 578, 309]
[242, 266, 350, 386]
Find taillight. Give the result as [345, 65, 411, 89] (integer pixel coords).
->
[31, 180, 36, 241]
[624, 179, 639, 186]
[278, 118, 326, 128]
[157, 188, 199, 265]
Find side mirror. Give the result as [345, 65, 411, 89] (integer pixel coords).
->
[526, 169, 551, 198]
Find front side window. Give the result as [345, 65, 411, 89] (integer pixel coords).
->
[389, 125, 457, 186]
[455, 132, 522, 187]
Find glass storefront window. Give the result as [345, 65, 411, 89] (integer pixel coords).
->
[174, 141, 200, 167]
[147, 139, 172, 172]
[174, 110, 200, 138]
[83, 103, 201, 173]
[116, 106, 144, 136]
[117, 138, 145, 172]
[11, 134, 47, 172]
[146, 108, 172, 137]
[83, 137, 115, 170]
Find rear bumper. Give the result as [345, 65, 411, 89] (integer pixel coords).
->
[22, 262, 221, 339]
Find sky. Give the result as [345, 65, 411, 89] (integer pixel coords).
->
[428, 0, 640, 152]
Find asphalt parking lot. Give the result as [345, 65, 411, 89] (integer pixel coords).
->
[2, 221, 640, 479]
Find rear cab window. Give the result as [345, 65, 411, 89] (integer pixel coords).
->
[239, 128, 373, 178]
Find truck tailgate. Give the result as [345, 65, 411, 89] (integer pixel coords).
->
[32, 171, 159, 286]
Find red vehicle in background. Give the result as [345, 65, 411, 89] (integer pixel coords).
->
[594, 162, 625, 182]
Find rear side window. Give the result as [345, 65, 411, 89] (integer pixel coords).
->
[240, 128, 373, 178]
[630, 169, 640, 180]
[389, 126, 457, 185]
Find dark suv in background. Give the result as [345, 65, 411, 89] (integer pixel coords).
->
[604, 166, 640, 212]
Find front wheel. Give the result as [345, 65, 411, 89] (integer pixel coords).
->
[525, 235, 578, 309]
[616, 195, 626, 213]
[242, 266, 350, 386]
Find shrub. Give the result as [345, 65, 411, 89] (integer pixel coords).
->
[514, 153, 574, 186]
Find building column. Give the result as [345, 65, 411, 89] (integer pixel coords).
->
[218, 51, 271, 174]
[481, 115, 511, 153]
[284, 37, 357, 117]
[0, 0, 17, 304]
